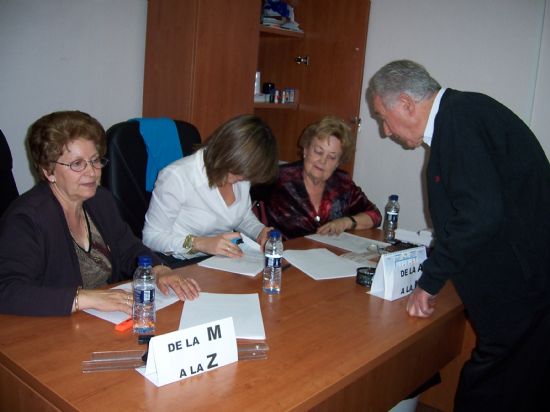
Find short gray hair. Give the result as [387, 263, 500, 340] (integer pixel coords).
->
[368, 60, 441, 107]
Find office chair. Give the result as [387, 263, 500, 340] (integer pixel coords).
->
[101, 119, 201, 240]
[0, 129, 19, 218]
[250, 183, 272, 226]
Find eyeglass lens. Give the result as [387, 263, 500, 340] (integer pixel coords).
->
[70, 158, 109, 171]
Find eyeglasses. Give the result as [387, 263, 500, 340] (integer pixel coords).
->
[52, 157, 109, 172]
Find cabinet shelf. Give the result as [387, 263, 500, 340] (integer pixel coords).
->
[253, 89, 299, 110]
[260, 24, 304, 38]
[254, 102, 298, 110]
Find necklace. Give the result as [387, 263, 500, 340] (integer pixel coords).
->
[70, 209, 92, 253]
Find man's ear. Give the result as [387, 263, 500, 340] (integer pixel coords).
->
[398, 93, 416, 115]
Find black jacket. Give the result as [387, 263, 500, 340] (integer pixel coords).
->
[420, 89, 550, 332]
[0, 182, 162, 316]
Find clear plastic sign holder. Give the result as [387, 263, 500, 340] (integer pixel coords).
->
[82, 342, 269, 373]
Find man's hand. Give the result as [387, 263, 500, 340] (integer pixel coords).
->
[406, 286, 437, 318]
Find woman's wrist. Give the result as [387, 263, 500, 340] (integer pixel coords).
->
[153, 264, 171, 277]
[191, 236, 204, 253]
[73, 286, 82, 313]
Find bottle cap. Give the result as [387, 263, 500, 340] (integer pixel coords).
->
[389, 194, 399, 201]
[269, 229, 281, 238]
[137, 255, 152, 267]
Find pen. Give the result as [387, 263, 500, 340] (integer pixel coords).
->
[231, 237, 244, 245]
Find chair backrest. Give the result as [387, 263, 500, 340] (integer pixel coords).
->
[101, 119, 201, 238]
[0, 129, 19, 218]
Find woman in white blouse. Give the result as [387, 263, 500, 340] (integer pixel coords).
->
[143, 115, 278, 261]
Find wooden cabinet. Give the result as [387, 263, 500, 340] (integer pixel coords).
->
[143, 0, 370, 173]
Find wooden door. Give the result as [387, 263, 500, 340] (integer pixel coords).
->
[143, 0, 261, 139]
[297, 0, 370, 174]
[191, 0, 261, 138]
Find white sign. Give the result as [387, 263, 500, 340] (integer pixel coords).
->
[137, 317, 238, 387]
[369, 246, 427, 301]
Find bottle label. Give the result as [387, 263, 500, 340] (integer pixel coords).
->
[134, 288, 155, 304]
[385, 211, 398, 223]
[265, 256, 282, 268]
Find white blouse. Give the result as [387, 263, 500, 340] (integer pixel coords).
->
[142, 149, 264, 259]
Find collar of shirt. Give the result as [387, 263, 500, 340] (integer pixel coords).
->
[423, 88, 447, 147]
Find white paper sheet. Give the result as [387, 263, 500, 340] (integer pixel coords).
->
[84, 282, 180, 324]
[306, 232, 390, 253]
[339, 251, 379, 267]
[179, 292, 266, 340]
[395, 228, 434, 247]
[283, 248, 362, 280]
[198, 234, 264, 276]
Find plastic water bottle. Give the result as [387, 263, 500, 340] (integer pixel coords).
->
[133, 255, 156, 334]
[263, 229, 283, 294]
[383, 194, 400, 243]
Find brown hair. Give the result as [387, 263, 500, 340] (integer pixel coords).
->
[27, 110, 106, 180]
[299, 116, 354, 164]
[203, 114, 278, 187]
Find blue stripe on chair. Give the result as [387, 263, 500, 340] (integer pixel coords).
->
[132, 118, 183, 191]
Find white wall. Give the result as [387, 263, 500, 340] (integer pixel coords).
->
[355, 0, 549, 230]
[0, 0, 147, 192]
[532, 0, 550, 154]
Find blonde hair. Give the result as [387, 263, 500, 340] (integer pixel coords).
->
[299, 116, 354, 164]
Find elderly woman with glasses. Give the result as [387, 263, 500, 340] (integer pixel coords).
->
[0, 111, 200, 316]
[264, 116, 381, 239]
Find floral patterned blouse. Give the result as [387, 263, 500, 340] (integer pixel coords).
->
[264, 161, 381, 239]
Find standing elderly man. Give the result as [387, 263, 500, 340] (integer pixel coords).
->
[368, 60, 550, 411]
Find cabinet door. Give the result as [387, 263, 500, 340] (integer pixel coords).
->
[143, 0, 261, 139]
[298, 0, 370, 174]
[192, 0, 261, 138]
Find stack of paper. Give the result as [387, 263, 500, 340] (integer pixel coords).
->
[306, 232, 389, 253]
[283, 248, 361, 280]
[198, 235, 264, 276]
[179, 293, 265, 340]
[395, 228, 434, 247]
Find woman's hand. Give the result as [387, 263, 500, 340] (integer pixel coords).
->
[317, 217, 353, 236]
[256, 226, 273, 249]
[193, 232, 243, 258]
[76, 289, 134, 315]
[317, 213, 375, 235]
[157, 270, 201, 301]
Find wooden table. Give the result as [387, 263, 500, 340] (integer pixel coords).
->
[0, 230, 465, 411]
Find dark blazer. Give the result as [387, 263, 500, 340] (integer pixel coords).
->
[0, 129, 18, 217]
[0, 182, 163, 316]
[419, 89, 550, 333]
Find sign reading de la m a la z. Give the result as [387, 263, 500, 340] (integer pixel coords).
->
[140, 317, 238, 387]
